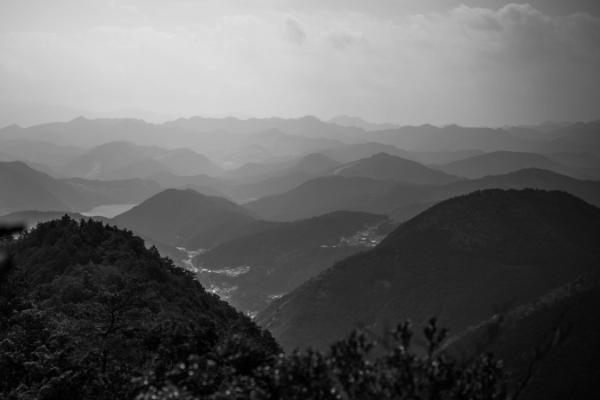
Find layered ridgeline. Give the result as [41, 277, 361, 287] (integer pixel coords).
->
[4, 117, 599, 156]
[439, 150, 599, 180]
[247, 168, 600, 222]
[388, 168, 600, 221]
[194, 211, 394, 315]
[0, 161, 162, 215]
[59, 141, 224, 180]
[0, 217, 278, 400]
[257, 189, 600, 352]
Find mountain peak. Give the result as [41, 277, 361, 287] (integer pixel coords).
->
[384, 188, 597, 251]
[113, 188, 256, 249]
[334, 152, 459, 185]
[370, 152, 396, 159]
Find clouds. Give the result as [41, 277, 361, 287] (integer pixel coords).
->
[0, 1, 599, 126]
[285, 18, 306, 45]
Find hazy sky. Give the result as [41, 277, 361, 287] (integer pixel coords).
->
[1, 0, 599, 126]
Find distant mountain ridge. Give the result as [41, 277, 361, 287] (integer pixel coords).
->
[329, 115, 399, 131]
[370, 123, 599, 154]
[3, 117, 598, 164]
[440, 150, 597, 180]
[0, 116, 362, 152]
[247, 168, 600, 222]
[59, 141, 224, 179]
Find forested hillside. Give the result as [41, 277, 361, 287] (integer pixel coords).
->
[0, 217, 277, 399]
[258, 190, 600, 351]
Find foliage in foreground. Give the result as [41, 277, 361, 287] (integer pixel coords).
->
[138, 319, 507, 400]
[0, 217, 277, 400]
[0, 218, 509, 400]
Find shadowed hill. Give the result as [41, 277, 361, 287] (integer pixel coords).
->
[0, 161, 71, 214]
[257, 189, 600, 352]
[112, 188, 258, 249]
[0, 161, 163, 216]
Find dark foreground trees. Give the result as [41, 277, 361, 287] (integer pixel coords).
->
[0, 217, 276, 400]
[138, 319, 507, 400]
[1, 217, 508, 399]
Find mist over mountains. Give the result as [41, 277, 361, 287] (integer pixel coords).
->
[2, 113, 600, 399]
[3, 0, 600, 396]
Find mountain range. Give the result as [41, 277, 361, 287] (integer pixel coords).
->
[58, 141, 224, 180]
[440, 150, 599, 180]
[3, 117, 599, 168]
[257, 189, 600, 351]
[247, 168, 600, 222]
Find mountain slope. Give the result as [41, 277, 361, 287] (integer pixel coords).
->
[449, 275, 600, 400]
[288, 153, 340, 176]
[0, 216, 277, 399]
[0, 161, 71, 214]
[0, 161, 164, 215]
[194, 211, 393, 314]
[333, 152, 459, 184]
[155, 147, 224, 176]
[245, 176, 399, 221]
[257, 189, 600, 351]
[0, 138, 83, 168]
[112, 188, 257, 249]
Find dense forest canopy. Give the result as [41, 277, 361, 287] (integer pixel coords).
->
[0, 217, 276, 399]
